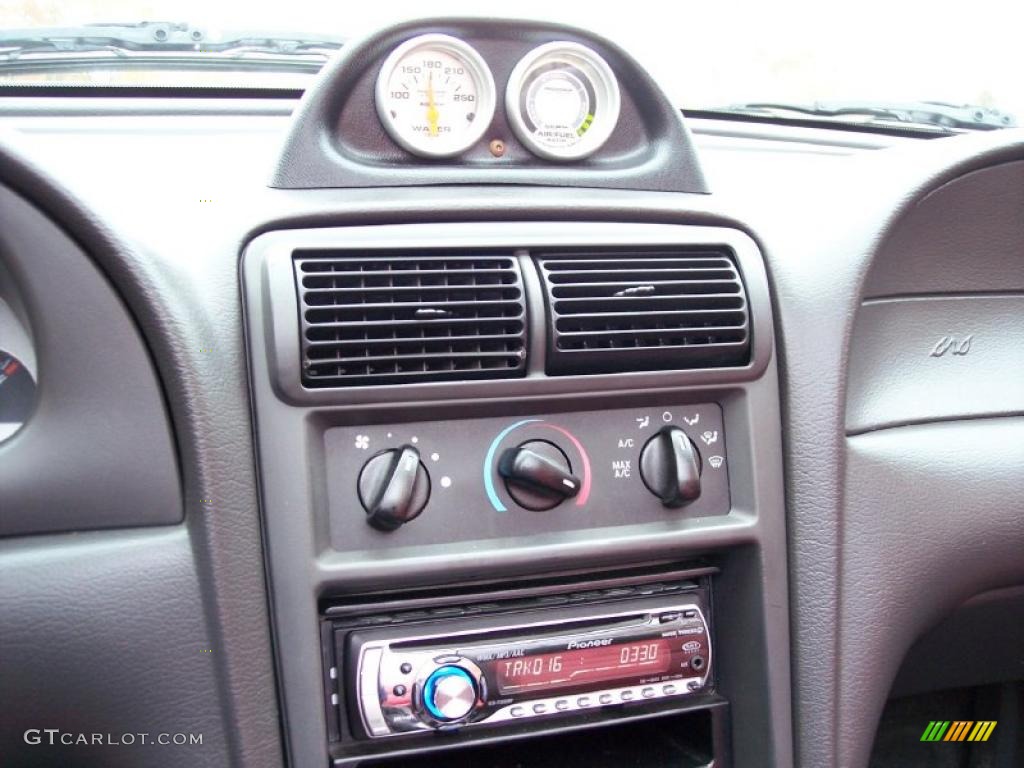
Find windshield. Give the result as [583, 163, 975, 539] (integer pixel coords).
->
[2, 0, 1020, 129]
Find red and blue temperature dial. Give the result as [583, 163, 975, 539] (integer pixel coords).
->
[483, 419, 592, 512]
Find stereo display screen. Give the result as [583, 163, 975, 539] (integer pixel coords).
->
[493, 638, 673, 694]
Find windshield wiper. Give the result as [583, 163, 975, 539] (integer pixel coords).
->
[711, 100, 1016, 132]
[0, 21, 343, 71]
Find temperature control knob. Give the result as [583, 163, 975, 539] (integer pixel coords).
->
[498, 440, 580, 511]
[422, 665, 478, 723]
[358, 446, 430, 531]
[639, 426, 702, 508]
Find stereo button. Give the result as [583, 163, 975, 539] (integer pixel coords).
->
[663, 684, 677, 695]
[533, 703, 547, 714]
[577, 696, 591, 707]
[423, 666, 477, 723]
[642, 687, 655, 698]
[555, 700, 569, 711]
[510, 706, 525, 718]
[599, 694, 613, 704]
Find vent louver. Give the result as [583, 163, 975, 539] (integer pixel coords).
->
[535, 249, 750, 375]
[295, 251, 527, 387]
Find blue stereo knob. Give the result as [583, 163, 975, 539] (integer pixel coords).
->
[422, 665, 477, 722]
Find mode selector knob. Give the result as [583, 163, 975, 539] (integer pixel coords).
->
[358, 445, 430, 531]
[498, 439, 580, 511]
[640, 426, 702, 508]
[422, 665, 478, 723]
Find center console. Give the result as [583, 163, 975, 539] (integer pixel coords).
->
[242, 221, 790, 768]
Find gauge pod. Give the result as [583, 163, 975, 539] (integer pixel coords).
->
[375, 34, 496, 158]
[505, 41, 621, 161]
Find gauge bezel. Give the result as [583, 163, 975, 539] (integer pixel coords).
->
[0, 348, 35, 444]
[505, 41, 621, 161]
[374, 33, 496, 159]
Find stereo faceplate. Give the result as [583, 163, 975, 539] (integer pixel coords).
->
[342, 593, 712, 738]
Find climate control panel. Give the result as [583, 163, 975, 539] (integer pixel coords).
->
[325, 404, 730, 549]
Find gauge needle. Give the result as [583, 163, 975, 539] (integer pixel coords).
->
[426, 72, 439, 137]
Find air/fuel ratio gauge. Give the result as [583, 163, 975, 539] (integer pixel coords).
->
[375, 34, 496, 158]
[506, 41, 621, 160]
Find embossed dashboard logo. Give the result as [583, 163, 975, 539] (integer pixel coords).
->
[930, 335, 972, 358]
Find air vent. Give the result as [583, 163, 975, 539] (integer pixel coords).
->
[295, 252, 527, 387]
[535, 249, 750, 375]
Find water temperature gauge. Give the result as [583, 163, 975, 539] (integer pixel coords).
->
[375, 34, 496, 158]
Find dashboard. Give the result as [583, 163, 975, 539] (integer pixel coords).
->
[0, 15, 1022, 768]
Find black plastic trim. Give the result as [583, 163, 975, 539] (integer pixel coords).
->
[294, 250, 528, 387]
[535, 247, 751, 375]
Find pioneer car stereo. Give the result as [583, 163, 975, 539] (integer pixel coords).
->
[335, 588, 713, 739]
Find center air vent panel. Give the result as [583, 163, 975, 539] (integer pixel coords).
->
[295, 252, 527, 387]
[535, 249, 750, 375]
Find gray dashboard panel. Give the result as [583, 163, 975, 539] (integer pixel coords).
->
[2, 92, 1023, 768]
[0, 130, 283, 768]
[846, 295, 1024, 433]
[756, 129, 1024, 768]
[840, 418, 1024, 768]
[824, 134, 1024, 768]
[0, 185, 182, 536]
[0, 529, 232, 767]
[0, 96, 803, 762]
[863, 160, 1024, 298]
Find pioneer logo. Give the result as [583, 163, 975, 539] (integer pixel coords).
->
[566, 637, 613, 649]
